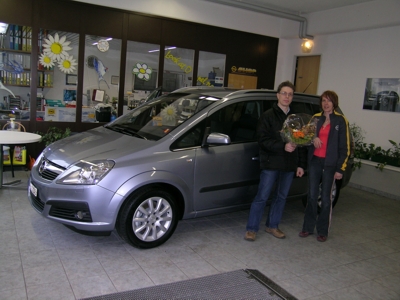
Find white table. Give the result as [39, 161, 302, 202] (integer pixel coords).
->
[0, 131, 42, 189]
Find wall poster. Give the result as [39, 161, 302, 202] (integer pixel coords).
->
[363, 78, 400, 112]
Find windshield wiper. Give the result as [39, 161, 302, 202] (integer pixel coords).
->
[105, 125, 148, 140]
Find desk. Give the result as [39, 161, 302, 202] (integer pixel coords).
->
[0, 131, 42, 189]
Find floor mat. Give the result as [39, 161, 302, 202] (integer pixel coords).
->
[80, 269, 297, 300]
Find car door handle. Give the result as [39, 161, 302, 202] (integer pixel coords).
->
[252, 157, 259, 161]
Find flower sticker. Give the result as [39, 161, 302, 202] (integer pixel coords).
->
[39, 52, 55, 69]
[58, 55, 77, 74]
[133, 63, 152, 81]
[43, 33, 72, 62]
[160, 105, 177, 122]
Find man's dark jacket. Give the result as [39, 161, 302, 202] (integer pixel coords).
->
[257, 103, 307, 172]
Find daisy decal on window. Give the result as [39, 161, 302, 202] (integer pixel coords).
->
[58, 55, 77, 74]
[39, 52, 55, 69]
[132, 63, 152, 81]
[43, 33, 72, 62]
[160, 104, 177, 126]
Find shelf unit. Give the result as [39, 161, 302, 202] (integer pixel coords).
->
[1, 49, 53, 88]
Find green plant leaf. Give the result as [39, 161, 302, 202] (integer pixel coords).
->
[37, 127, 71, 146]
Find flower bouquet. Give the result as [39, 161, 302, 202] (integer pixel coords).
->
[281, 113, 317, 146]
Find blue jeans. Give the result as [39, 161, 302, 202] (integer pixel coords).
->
[302, 156, 335, 236]
[246, 169, 294, 232]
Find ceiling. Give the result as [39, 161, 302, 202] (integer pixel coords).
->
[206, 0, 376, 15]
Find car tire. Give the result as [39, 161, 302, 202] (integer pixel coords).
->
[302, 179, 342, 211]
[116, 187, 178, 249]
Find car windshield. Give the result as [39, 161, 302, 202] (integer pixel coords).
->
[105, 92, 219, 140]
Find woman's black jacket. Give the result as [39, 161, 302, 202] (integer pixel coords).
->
[308, 111, 351, 174]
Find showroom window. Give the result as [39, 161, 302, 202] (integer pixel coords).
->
[0, 22, 32, 121]
[125, 41, 161, 112]
[197, 51, 226, 87]
[36, 29, 79, 123]
[163, 46, 194, 92]
[82, 34, 121, 123]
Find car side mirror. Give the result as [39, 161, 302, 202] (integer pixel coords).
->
[205, 132, 231, 146]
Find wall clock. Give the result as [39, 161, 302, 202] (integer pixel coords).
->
[97, 39, 109, 52]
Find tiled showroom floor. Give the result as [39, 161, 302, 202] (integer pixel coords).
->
[1, 170, 400, 300]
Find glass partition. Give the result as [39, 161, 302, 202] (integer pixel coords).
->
[82, 35, 121, 122]
[163, 46, 194, 93]
[36, 29, 79, 122]
[125, 41, 160, 112]
[0, 22, 32, 121]
[197, 51, 226, 87]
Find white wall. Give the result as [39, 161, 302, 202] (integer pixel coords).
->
[75, 0, 400, 149]
[276, 26, 400, 150]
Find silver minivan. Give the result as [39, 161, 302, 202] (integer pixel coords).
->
[28, 87, 353, 248]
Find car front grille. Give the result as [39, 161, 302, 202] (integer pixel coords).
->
[31, 193, 45, 212]
[38, 157, 66, 181]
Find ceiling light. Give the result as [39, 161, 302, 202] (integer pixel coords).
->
[301, 40, 314, 53]
[148, 46, 176, 53]
[92, 37, 112, 46]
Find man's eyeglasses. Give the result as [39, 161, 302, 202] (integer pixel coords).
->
[279, 92, 293, 98]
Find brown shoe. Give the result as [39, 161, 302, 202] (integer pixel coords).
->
[244, 231, 256, 241]
[265, 227, 286, 239]
[299, 231, 310, 238]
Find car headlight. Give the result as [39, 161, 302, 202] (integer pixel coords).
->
[56, 160, 115, 185]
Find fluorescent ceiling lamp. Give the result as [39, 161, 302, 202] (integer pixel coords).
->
[0, 22, 8, 34]
[92, 37, 113, 46]
[148, 46, 176, 53]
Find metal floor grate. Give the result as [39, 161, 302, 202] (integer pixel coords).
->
[80, 269, 297, 300]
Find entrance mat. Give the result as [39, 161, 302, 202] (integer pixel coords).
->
[81, 269, 297, 300]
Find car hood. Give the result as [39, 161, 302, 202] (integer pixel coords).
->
[42, 126, 156, 168]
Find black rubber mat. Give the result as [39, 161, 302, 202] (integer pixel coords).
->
[80, 269, 297, 300]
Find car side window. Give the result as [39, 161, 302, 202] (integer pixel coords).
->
[170, 119, 206, 150]
[209, 101, 261, 143]
[310, 104, 321, 114]
[290, 101, 321, 115]
[262, 100, 274, 112]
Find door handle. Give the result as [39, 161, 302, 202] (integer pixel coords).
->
[252, 157, 259, 161]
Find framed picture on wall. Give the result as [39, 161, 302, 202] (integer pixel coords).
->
[66, 74, 77, 85]
[92, 89, 105, 102]
[363, 78, 400, 113]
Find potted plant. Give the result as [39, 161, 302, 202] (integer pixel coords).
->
[387, 140, 400, 166]
[349, 123, 400, 199]
[38, 127, 71, 146]
[349, 123, 365, 169]
[350, 123, 400, 170]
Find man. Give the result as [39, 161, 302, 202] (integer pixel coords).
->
[244, 80, 306, 241]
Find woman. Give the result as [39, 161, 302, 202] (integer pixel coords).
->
[299, 90, 350, 242]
